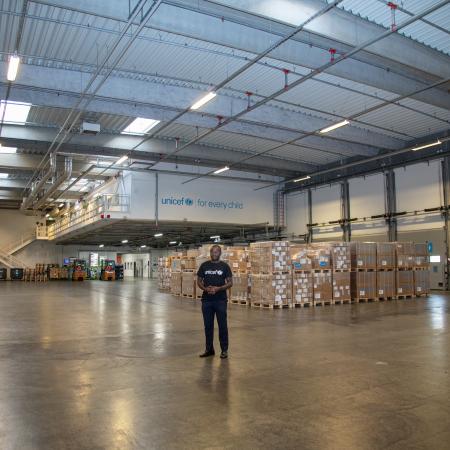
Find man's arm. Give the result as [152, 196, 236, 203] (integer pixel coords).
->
[197, 276, 206, 291]
[214, 277, 233, 292]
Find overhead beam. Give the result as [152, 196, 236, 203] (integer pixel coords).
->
[32, 0, 450, 109]
[0, 62, 399, 153]
[0, 124, 309, 177]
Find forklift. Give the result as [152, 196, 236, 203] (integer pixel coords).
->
[72, 259, 87, 281]
[101, 259, 116, 281]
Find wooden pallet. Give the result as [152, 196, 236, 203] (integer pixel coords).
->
[293, 301, 312, 308]
[333, 269, 351, 272]
[333, 298, 351, 305]
[251, 302, 291, 309]
[182, 293, 194, 298]
[397, 294, 414, 300]
[312, 269, 331, 273]
[415, 293, 429, 298]
[378, 296, 397, 301]
[230, 299, 250, 306]
[313, 300, 333, 306]
[353, 268, 376, 272]
[377, 268, 395, 271]
[413, 267, 430, 271]
[397, 267, 414, 271]
[352, 298, 378, 303]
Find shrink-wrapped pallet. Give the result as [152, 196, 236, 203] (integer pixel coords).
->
[350, 242, 377, 270]
[330, 242, 351, 271]
[396, 270, 414, 296]
[250, 273, 292, 305]
[249, 241, 290, 273]
[396, 242, 414, 269]
[290, 245, 312, 271]
[376, 270, 396, 298]
[351, 271, 377, 300]
[181, 272, 196, 297]
[170, 272, 182, 296]
[313, 271, 333, 303]
[230, 273, 249, 302]
[414, 270, 430, 296]
[332, 271, 351, 302]
[292, 271, 313, 304]
[414, 243, 429, 268]
[377, 243, 396, 269]
[223, 247, 249, 273]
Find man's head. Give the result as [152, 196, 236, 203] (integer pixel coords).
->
[210, 244, 222, 262]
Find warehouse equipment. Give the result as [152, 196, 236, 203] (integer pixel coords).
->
[101, 260, 116, 281]
[72, 260, 87, 281]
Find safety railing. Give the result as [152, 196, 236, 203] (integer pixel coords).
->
[47, 194, 130, 240]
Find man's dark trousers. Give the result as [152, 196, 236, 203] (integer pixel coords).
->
[201, 300, 228, 353]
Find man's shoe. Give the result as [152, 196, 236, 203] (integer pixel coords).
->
[220, 351, 228, 359]
[199, 351, 215, 358]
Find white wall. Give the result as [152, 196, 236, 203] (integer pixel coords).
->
[0, 210, 43, 248]
[286, 191, 308, 236]
[121, 249, 169, 279]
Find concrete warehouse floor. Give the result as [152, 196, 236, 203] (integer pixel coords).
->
[0, 280, 448, 450]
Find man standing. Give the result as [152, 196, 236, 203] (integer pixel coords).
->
[197, 245, 233, 359]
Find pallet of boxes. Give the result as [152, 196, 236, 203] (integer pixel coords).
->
[224, 246, 250, 306]
[181, 249, 198, 299]
[395, 242, 415, 299]
[170, 253, 183, 296]
[350, 242, 378, 302]
[157, 257, 171, 290]
[330, 242, 351, 304]
[290, 244, 313, 307]
[309, 244, 333, 306]
[249, 241, 292, 309]
[413, 243, 430, 297]
[376, 243, 397, 300]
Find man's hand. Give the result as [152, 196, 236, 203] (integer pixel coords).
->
[206, 286, 218, 295]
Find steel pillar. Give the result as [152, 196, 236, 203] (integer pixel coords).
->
[307, 188, 313, 243]
[441, 156, 450, 290]
[385, 169, 397, 242]
[341, 180, 351, 242]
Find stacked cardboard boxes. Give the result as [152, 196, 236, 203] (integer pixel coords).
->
[414, 270, 430, 296]
[330, 242, 351, 270]
[351, 271, 377, 301]
[170, 271, 182, 296]
[377, 271, 396, 299]
[396, 270, 414, 297]
[376, 243, 396, 269]
[309, 244, 332, 270]
[249, 241, 290, 273]
[396, 242, 415, 269]
[350, 242, 377, 269]
[223, 247, 249, 273]
[290, 245, 312, 271]
[313, 271, 333, 305]
[181, 272, 196, 297]
[230, 273, 249, 303]
[250, 272, 292, 307]
[414, 243, 429, 268]
[332, 271, 351, 303]
[292, 271, 313, 305]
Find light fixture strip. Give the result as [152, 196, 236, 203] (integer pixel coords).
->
[319, 120, 350, 134]
[293, 175, 311, 183]
[190, 92, 217, 110]
[7, 54, 20, 81]
[411, 139, 441, 152]
[213, 166, 229, 175]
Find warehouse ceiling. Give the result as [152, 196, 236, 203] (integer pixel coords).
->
[0, 0, 450, 209]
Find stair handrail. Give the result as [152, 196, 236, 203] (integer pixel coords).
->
[1, 230, 37, 254]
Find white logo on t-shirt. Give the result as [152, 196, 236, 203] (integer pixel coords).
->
[205, 270, 223, 276]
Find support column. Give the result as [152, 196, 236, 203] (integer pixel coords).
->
[341, 180, 351, 242]
[385, 170, 397, 242]
[441, 157, 450, 290]
[307, 188, 313, 243]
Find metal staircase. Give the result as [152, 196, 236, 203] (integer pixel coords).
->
[0, 226, 48, 269]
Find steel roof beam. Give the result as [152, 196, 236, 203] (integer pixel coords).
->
[26, 0, 450, 109]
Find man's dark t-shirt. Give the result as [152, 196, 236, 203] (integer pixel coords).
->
[197, 261, 232, 302]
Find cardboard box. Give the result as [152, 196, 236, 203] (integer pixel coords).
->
[396, 270, 414, 296]
[249, 241, 290, 273]
[414, 243, 429, 268]
[396, 242, 414, 269]
[376, 270, 396, 298]
[292, 271, 313, 304]
[171, 258, 182, 272]
[313, 271, 333, 302]
[223, 247, 249, 273]
[170, 272, 182, 295]
[350, 242, 377, 270]
[377, 243, 396, 269]
[230, 273, 249, 301]
[309, 244, 332, 270]
[181, 272, 196, 297]
[351, 271, 377, 300]
[414, 270, 430, 296]
[330, 242, 351, 271]
[250, 273, 292, 305]
[332, 271, 351, 301]
[290, 245, 312, 271]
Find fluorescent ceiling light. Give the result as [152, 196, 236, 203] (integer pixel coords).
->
[293, 175, 311, 183]
[140, 245, 147, 248]
[0, 173, 8, 179]
[154, 233, 163, 237]
[99, 244, 104, 248]
[7, 54, 20, 81]
[169, 241, 177, 244]
[0, 145, 17, 153]
[319, 120, 350, 134]
[213, 166, 229, 175]
[45, 213, 50, 218]
[190, 91, 217, 110]
[210, 235, 220, 239]
[58, 203, 64, 208]
[121, 240, 128, 244]
[116, 155, 129, 165]
[121, 117, 160, 135]
[412, 139, 441, 151]
[0, 100, 31, 125]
